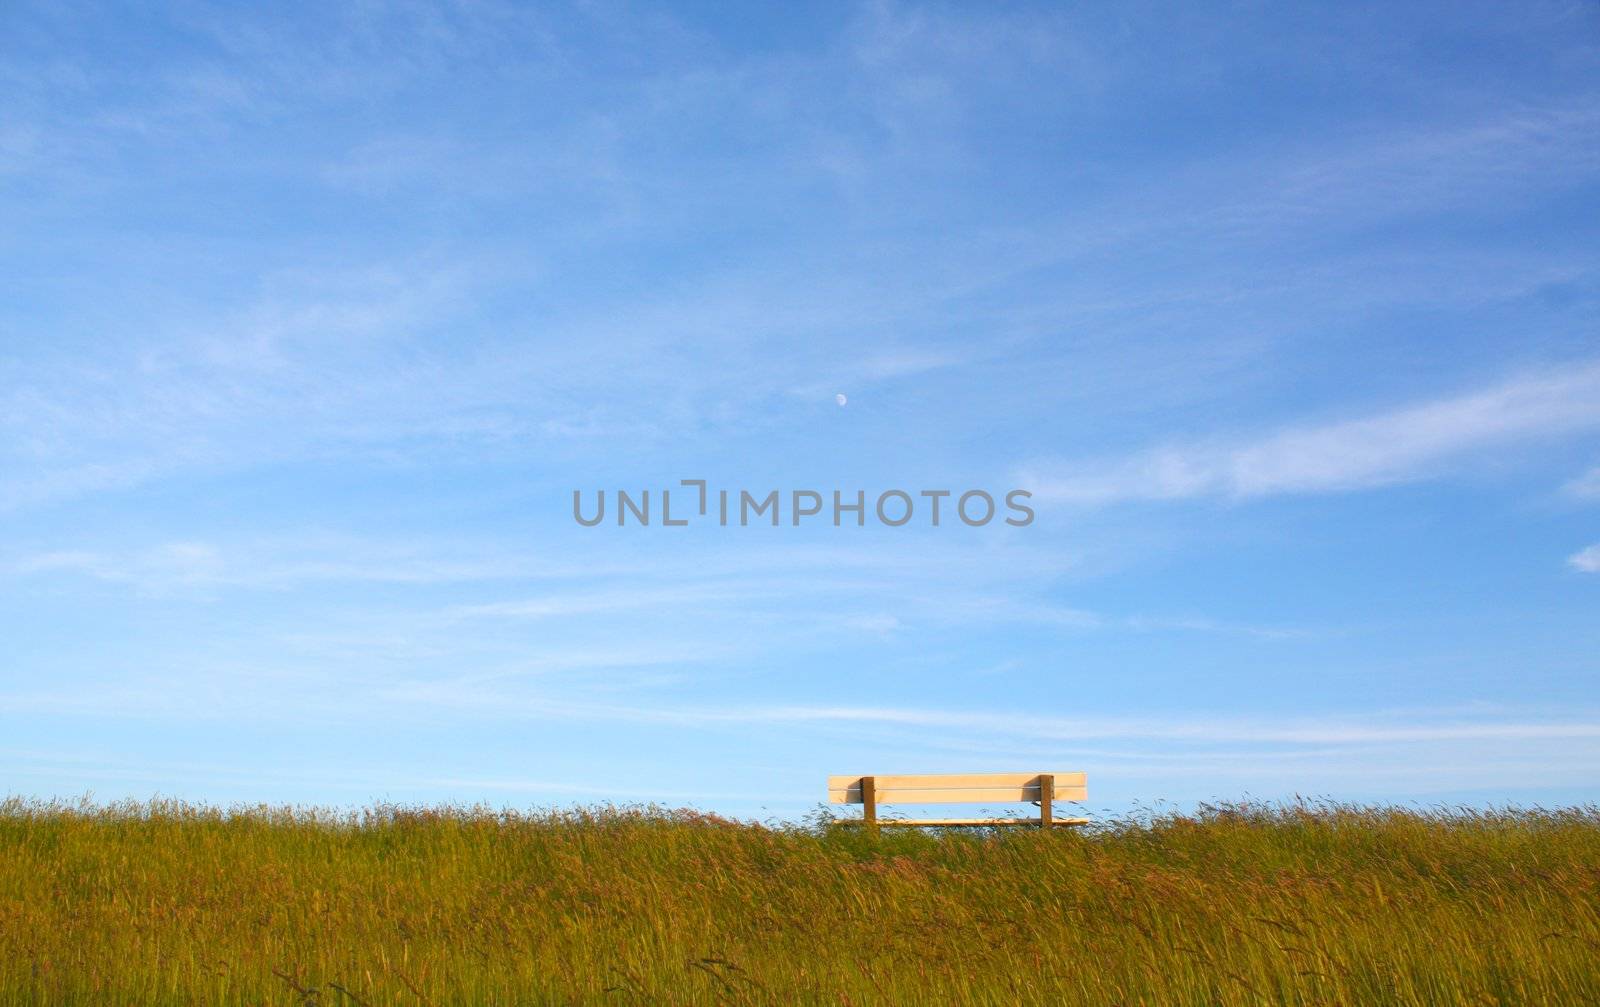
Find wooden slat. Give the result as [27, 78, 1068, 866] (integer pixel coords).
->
[825, 778, 1088, 800]
[835, 817, 1091, 828]
[876, 786, 1086, 804]
[828, 773, 1085, 791]
[828, 787, 1088, 803]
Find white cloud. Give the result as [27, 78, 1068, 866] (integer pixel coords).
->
[653, 704, 1600, 745]
[446, 585, 749, 621]
[1025, 363, 1600, 504]
[19, 671, 1595, 753]
[16, 542, 222, 591]
[8, 536, 590, 594]
[841, 613, 901, 634]
[1, 748, 750, 802]
[1569, 544, 1600, 573]
[1565, 467, 1600, 500]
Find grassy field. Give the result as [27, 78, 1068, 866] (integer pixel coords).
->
[2, 798, 1598, 1004]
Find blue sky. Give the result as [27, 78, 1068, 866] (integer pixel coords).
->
[2, 1, 1598, 820]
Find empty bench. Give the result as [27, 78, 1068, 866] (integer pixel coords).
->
[828, 772, 1088, 827]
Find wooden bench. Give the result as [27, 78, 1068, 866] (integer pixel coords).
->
[828, 773, 1088, 827]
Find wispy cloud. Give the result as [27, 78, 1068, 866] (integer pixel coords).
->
[1023, 363, 1600, 504]
[8, 531, 1311, 652]
[1569, 544, 1600, 573]
[17, 542, 224, 590]
[1, 747, 751, 803]
[8, 536, 603, 594]
[1565, 467, 1600, 500]
[840, 613, 902, 635]
[489, 700, 1600, 746]
[445, 584, 757, 621]
[12, 670, 1599, 751]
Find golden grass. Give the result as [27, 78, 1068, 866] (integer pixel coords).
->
[2, 798, 1598, 1004]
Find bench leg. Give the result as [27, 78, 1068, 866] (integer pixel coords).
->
[862, 775, 878, 834]
[1039, 774, 1054, 828]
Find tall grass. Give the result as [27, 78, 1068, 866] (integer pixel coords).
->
[2, 797, 1597, 1004]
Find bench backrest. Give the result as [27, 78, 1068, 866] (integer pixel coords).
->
[827, 772, 1087, 805]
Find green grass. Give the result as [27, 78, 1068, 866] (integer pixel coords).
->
[2, 798, 1598, 1004]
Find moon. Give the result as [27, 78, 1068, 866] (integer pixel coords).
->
[835, 393, 848, 407]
